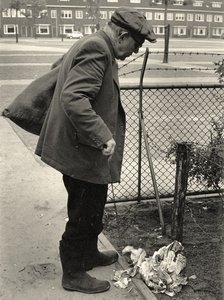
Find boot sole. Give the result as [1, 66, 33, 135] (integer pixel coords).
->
[62, 283, 110, 293]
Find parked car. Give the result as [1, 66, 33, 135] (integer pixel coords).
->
[66, 31, 83, 39]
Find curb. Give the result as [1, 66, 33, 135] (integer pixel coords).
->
[99, 233, 157, 300]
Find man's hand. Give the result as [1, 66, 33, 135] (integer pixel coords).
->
[102, 138, 116, 161]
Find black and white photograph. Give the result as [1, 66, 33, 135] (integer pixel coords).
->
[0, 1, 223, 299]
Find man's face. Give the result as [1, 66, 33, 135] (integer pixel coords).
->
[114, 33, 142, 61]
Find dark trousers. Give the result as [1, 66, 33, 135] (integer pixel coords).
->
[61, 174, 108, 248]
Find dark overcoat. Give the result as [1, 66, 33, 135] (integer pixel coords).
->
[35, 30, 126, 184]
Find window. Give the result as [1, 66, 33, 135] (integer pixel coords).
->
[193, 1, 203, 6]
[146, 12, 153, 20]
[195, 14, 204, 21]
[179, 27, 186, 35]
[109, 11, 114, 19]
[36, 25, 49, 34]
[207, 15, 212, 22]
[187, 14, 193, 21]
[175, 13, 185, 21]
[212, 28, 224, 36]
[4, 24, 18, 34]
[63, 25, 74, 33]
[212, 2, 222, 8]
[84, 25, 95, 35]
[194, 27, 206, 35]
[173, 0, 184, 5]
[76, 11, 83, 19]
[167, 13, 173, 20]
[18, 9, 25, 17]
[3, 9, 11, 17]
[107, 0, 118, 2]
[61, 10, 72, 18]
[130, 0, 141, 3]
[153, 26, 165, 34]
[174, 26, 186, 35]
[152, 0, 163, 4]
[100, 11, 107, 19]
[155, 13, 164, 20]
[51, 10, 57, 18]
[59, 26, 63, 34]
[214, 15, 223, 22]
[11, 9, 16, 17]
[38, 9, 48, 18]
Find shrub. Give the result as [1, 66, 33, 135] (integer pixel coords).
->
[166, 114, 224, 194]
[214, 58, 224, 83]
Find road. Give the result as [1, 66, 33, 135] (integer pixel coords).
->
[0, 37, 223, 85]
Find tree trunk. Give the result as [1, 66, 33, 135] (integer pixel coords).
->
[15, 25, 18, 43]
[163, 0, 169, 63]
[163, 24, 170, 63]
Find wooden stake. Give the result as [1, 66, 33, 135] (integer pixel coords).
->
[171, 142, 192, 242]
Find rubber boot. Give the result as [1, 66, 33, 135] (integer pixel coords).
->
[85, 236, 119, 271]
[59, 241, 110, 293]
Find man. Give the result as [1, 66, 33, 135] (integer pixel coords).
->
[35, 7, 156, 294]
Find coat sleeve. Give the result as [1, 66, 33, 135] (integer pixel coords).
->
[60, 40, 113, 149]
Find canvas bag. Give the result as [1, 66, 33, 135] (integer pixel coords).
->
[2, 56, 63, 136]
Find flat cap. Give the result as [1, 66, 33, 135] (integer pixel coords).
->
[111, 7, 157, 44]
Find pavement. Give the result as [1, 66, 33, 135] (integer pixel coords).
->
[0, 115, 159, 300]
[0, 37, 223, 300]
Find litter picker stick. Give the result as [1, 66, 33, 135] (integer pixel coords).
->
[139, 48, 166, 235]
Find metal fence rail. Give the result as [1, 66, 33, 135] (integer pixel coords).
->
[107, 82, 224, 202]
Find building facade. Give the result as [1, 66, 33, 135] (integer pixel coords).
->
[0, 0, 223, 39]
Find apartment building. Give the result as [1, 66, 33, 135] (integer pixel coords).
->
[0, 0, 223, 39]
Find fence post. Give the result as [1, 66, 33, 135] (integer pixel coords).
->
[171, 142, 192, 242]
[138, 48, 149, 202]
[138, 114, 142, 202]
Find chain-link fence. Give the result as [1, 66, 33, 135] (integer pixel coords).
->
[108, 82, 224, 202]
